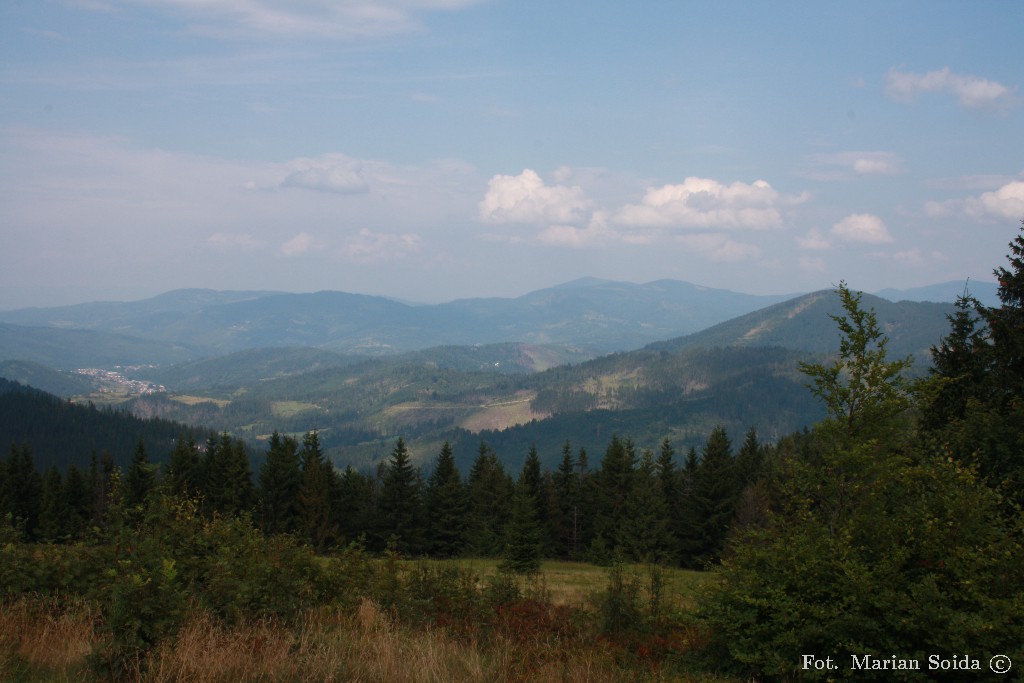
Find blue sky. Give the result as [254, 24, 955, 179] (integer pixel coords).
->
[1, 1, 1022, 309]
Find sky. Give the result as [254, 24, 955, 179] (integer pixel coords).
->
[1, 1, 1022, 309]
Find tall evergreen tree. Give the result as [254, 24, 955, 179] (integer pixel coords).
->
[4, 443, 42, 540]
[63, 463, 90, 540]
[464, 442, 512, 556]
[593, 435, 637, 556]
[519, 444, 549, 555]
[123, 439, 157, 514]
[690, 427, 739, 565]
[552, 441, 581, 559]
[501, 480, 543, 575]
[334, 465, 375, 547]
[376, 437, 424, 554]
[38, 464, 67, 542]
[298, 430, 336, 550]
[620, 449, 675, 563]
[259, 431, 301, 536]
[167, 435, 202, 498]
[425, 441, 467, 557]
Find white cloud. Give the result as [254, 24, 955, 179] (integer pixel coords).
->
[478, 169, 593, 226]
[99, 0, 482, 40]
[831, 214, 893, 244]
[614, 177, 798, 230]
[803, 151, 903, 180]
[340, 229, 421, 263]
[966, 181, 1024, 221]
[280, 231, 315, 256]
[281, 155, 370, 194]
[885, 67, 1014, 109]
[925, 180, 1024, 222]
[537, 212, 616, 248]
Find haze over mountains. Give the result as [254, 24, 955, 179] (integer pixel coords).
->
[0, 276, 989, 470]
[0, 277, 996, 371]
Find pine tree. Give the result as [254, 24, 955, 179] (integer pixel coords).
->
[425, 441, 467, 557]
[259, 431, 301, 535]
[519, 444, 549, 555]
[4, 443, 42, 540]
[735, 428, 764, 487]
[377, 437, 423, 554]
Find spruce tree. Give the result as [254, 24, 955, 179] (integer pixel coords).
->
[501, 481, 543, 575]
[691, 427, 739, 565]
[464, 442, 512, 556]
[377, 437, 424, 554]
[123, 439, 156, 515]
[259, 431, 301, 535]
[425, 441, 467, 557]
[167, 435, 202, 498]
[334, 465, 375, 547]
[38, 464, 67, 542]
[620, 449, 674, 563]
[298, 431, 336, 550]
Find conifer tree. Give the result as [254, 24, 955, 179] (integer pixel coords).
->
[593, 435, 637, 556]
[334, 464, 375, 547]
[464, 442, 512, 556]
[501, 480, 543, 575]
[425, 440, 467, 557]
[298, 430, 336, 550]
[690, 427, 739, 565]
[259, 431, 301, 535]
[63, 463, 90, 540]
[376, 437, 423, 554]
[519, 444, 549, 554]
[552, 441, 581, 558]
[620, 449, 675, 563]
[38, 464, 67, 542]
[123, 439, 157, 515]
[4, 443, 42, 540]
[167, 435, 202, 498]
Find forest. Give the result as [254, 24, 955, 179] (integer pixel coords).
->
[2, 223, 1024, 681]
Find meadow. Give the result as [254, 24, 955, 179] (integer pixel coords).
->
[0, 556, 730, 683]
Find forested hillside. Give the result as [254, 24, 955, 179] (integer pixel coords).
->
[2, 224, 1023, 682]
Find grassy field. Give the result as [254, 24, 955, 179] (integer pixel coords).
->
[0, 556, 729, 682]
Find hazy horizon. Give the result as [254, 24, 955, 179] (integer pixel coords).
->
[2, 2, 1021, 309]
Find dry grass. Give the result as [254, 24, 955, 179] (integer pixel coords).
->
[0, 595, 99, 680]
[1, 597, 634, 683]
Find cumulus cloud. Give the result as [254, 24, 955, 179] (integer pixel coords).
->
[282, 155, 370, 194]
[478, 169, 593, 225]
[966, 181, 1024, 221]
[614, 177, 798, 230]
[537, 212, 618, 248]
[280, 231, 315, 256]
[98, 0, 482, 40]
[340, 229, 421, 263]
[885, 67, 1014, 109]
[831, 214, 893, 244]
[925, 180, 1024, 222]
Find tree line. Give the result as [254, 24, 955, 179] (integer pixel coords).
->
[2, 421, 769, 573]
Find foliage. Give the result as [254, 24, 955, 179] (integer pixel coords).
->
[700, 279, 1024, 680]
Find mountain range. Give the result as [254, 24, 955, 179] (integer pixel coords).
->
[0, 278, 984, 471]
